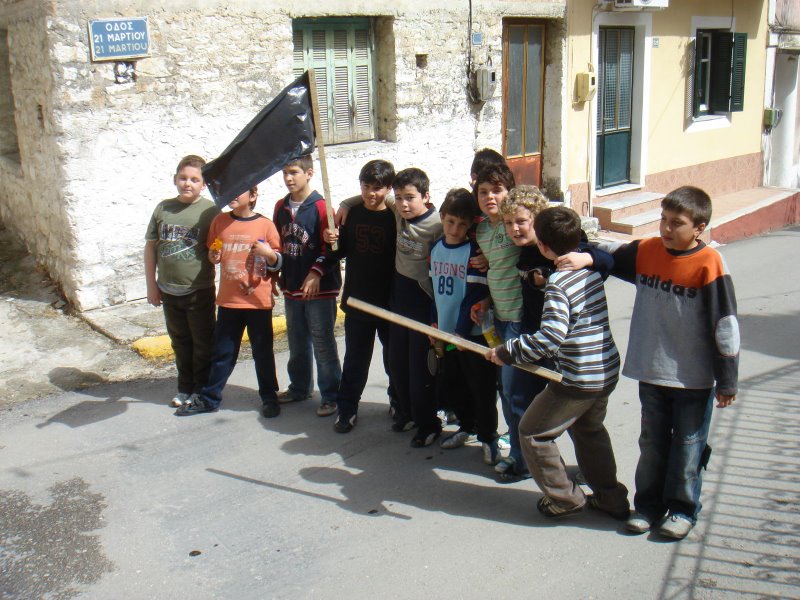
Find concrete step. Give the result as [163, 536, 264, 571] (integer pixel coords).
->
[593, 191, 664, 230]
[596, 186, 800, 245]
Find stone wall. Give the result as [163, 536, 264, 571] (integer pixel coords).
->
[0, 0, 566, 310]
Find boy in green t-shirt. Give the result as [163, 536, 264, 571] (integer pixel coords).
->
[144, 155, 220, 407]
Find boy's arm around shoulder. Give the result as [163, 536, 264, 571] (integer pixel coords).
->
[594, 239, 640, 283]
[577, 240, 614, 279]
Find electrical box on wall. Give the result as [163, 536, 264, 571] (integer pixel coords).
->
[473, 66, 497, 102]
[575, 72, 596, 102]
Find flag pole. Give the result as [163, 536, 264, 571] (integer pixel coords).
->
[307, 70, 338, 251]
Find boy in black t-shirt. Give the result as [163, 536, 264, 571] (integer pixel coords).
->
[323, 160, 397, 433]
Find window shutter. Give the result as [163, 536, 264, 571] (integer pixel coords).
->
[353, 28, 374, 141]
[690, 38, 702, 117]
[709, 31, 734, 113]
[730, 32, 747, 112]
[292, 18, 375, 145]
[332, 29, 351, 144]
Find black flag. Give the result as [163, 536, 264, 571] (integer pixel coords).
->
[202, 72, 316, 207]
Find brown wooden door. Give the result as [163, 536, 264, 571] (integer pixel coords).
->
[503, 22, 544, 187]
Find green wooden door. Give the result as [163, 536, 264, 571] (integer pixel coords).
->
[596, 27, 634, 189]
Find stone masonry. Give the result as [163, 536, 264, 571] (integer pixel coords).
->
[0, 0, 566, 310]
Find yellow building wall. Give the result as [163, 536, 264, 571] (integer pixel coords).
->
[566, 0, 768, 191]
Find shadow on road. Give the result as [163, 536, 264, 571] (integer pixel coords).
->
[659, 360, 800, 599]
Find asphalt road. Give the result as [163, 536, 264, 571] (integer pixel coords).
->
[1, 227, 799, 599]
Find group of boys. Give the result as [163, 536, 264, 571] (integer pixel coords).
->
[146, 149, 739, 541]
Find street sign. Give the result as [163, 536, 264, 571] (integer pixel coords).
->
[88, 17, 150, 62]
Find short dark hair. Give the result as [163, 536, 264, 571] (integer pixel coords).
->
[470, 148, 505, 178]
[534, 206, 582, 256]
[474, 164, 515, 191]
[393, 167, 429, 196]
[359, 159, 395, 187]
[176, 154, 206, 173]
[284, 155, 313, 171]
[441, 188, 479, 222]
[661, 186, 712, 226]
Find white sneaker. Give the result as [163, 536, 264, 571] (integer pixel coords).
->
[440, 430, 470, 449]
[658, 514, 694, 539]
[170, 392, 190, 408]
[625, 512, 652, 534]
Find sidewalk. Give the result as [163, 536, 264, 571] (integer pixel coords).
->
[79, 279, 344, 361]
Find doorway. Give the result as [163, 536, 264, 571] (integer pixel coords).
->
[596, 27, 634, 189]
[503, 21, 545, 187]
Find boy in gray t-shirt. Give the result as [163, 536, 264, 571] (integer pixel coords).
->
[144, 155, 219, 407]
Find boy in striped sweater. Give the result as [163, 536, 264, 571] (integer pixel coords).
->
[486, 206, 630, 520]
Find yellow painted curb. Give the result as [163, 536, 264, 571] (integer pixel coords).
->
[131, 308, 345, 361]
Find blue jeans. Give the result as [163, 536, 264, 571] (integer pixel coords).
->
[495, 318, 549, 472]
[634, 382, 714, 523]
[199, 307, 277, 408]
[284, 297, 341, 404]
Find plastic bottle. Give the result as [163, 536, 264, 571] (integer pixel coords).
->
[481, 308, 503, 347]
[252, 239, 267, 277]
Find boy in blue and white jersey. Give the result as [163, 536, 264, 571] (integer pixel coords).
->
[430, 189, 500, 465]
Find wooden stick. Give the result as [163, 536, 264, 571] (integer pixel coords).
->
[346, 297, 562, 383]
[307, 70, 338, 251]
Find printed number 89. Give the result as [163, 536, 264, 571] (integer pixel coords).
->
[437, 276, 454, 296]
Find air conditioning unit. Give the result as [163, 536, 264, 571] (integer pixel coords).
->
[614, 0, 669, 10]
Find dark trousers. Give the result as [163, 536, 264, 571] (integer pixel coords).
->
[161, 287, 216, 394]
[438, 337, 499, 443]
[388, 302, 437, 432]
[336, 315, 392, 416]
[519, 382, 629, 513]
[199, 307, 278, 408]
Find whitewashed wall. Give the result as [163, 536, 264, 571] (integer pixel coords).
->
[0, 0, 566, 310]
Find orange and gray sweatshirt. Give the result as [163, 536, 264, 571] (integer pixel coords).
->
[605, 238, 739, 395]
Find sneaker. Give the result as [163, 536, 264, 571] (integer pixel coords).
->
[410, 427, 441, 448]
[440, 429, 470, 449]
[277, 389, 312, 404]
[658, 514, 694, 540]
[170, 392, 190, 408]
[482, 440, 501, 465]
[586, 495, 630, 521]
[391, 414, 415, 432]
[537, 495, 585, 518]
[497, 433, 511, 450]
[625, 512, 654, 534]
[495, 456, 531, 482]
[175, 395, 216, 416]
[494, 456, 518, 475]
[261, 401, 280, 419]
[316, 402, 337, 417]
[334, 413, 357, 433]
